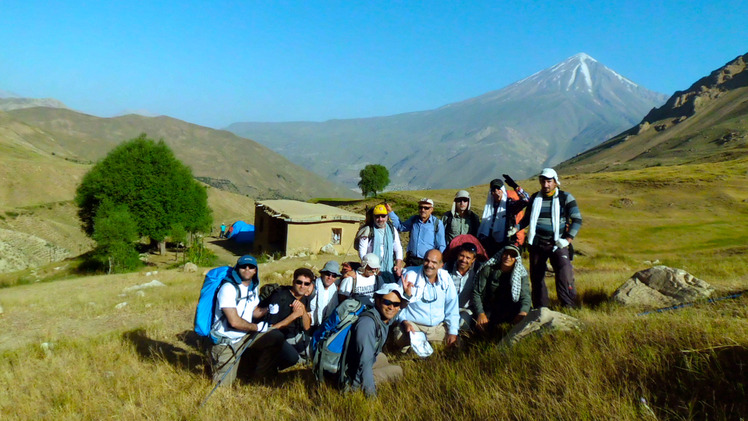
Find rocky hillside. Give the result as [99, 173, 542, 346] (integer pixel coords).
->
[227, 53, 667, 190]
[560, 52, 748, 173]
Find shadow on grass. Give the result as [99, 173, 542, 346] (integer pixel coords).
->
[642, 345, 748, 419]
[206, 237, 252, 257]
[124, 329, 207, 376]
[579, 287, 611, 309]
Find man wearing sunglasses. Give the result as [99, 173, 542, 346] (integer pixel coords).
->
[477, 174, 530, 256]
[209, 255, 287, 385]
[310, 261, 342, 328]
[258, 267, 314, 365]
[345, 283, 410, 397]
[386, 198, 446, 267]
[442, 190, 481, 244]
[392, 249, 460, 350]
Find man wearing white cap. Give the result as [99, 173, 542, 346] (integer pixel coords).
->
[515, 168, 582, 308]
[344, 283, 410, 397]
[386, 199, 446, 267]
[441, 190, 481, 244]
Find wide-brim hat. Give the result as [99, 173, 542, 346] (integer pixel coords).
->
[320, 260, 341, 276]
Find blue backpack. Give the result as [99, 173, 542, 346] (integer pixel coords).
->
[311, 299, 377, 385]
[194, 266, 237, 344]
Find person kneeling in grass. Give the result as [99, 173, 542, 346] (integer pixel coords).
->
[472, 245, 531, 331]
[345, 283, 410, 397]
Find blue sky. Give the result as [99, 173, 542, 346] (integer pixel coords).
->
[1, 1, 746, 128]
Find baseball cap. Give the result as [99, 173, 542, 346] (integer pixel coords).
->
[539, 168, 561, 185]
[502, 245, 520, 257]
[236, 255, 257, 267]
[418, 198, 434, 207]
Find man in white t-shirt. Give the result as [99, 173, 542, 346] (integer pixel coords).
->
[338, 253, 381, 307]
[310, 260, 342, 327]
[209, 255, 287, 385]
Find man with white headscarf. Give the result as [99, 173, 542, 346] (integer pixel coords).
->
[477, 175, 530, 256]
[515, 168, 582, 308]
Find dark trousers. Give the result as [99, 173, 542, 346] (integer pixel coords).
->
[529, 243, 576, 308]
[212, 329, 287, 385]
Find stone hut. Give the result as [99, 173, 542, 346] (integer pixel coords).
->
[253, 200, 364, 256]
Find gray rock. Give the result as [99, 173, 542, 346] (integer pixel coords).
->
[612, 265, 714, 307]
[183, 262, 198, 273]
[499, 308, 582, 347]
[115, 302, 128, 309]
[320, 244, 338, 255]
[122, 280, 166, 293]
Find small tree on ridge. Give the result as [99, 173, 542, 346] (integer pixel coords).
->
[358, 164, 390, 197]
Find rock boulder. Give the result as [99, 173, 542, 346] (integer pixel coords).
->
[499, 307, 582, 347]
[612, 265, 714, 307]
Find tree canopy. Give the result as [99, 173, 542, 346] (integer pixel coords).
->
[358, 164, 390, 197]
[75, 134, 212, 244]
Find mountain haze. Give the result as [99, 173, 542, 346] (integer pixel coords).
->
[227, 53, 667, 190]
[560, 52, 748, 173]
[2, 107, 354, 200]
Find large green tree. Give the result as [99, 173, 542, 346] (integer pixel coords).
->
[76, 134, 212, 253]
[358, 164, 390, 197]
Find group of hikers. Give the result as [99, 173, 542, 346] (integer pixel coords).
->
[198, 167, 582, 397]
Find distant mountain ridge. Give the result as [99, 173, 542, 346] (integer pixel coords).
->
[560, 52, 748, 173]
[2, 108, 354, 200]
[0, 97, 68, 111]
[227, 53, 667, 190]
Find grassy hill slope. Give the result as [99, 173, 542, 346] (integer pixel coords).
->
[4, 107, 354, 200]
[1, 160, 746, 419]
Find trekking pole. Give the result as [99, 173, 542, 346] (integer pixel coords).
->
[636, 290, 746, 316]
[199, 330, 267, 408]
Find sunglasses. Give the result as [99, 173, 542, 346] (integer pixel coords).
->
[322, 272, 340, 278]
[419, 206, 432, 210]
[374, 214, 388, 219]
[237, 264, 256, 270]
[294, 279, 313, 286]
[455, 198, 469, 203]
[381, 298, 402, 307]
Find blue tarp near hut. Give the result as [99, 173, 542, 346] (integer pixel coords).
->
[228, 220, 255, 244]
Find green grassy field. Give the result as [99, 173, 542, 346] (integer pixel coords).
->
[1, 160, 747, 420]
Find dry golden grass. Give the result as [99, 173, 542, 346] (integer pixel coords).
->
[1, 159, 747, 420]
